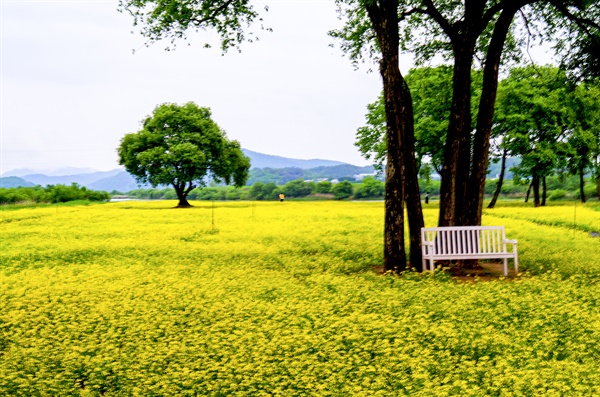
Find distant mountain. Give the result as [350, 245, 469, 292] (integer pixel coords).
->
[2, 167, 98, 177]
[0, 176, 35, 188]
[5, 149, 373, 193]
[243, 149, 346, 169]
[19, 169, 123, 187]
[247, 164, 376, 185]
[88, 171, 151, 193]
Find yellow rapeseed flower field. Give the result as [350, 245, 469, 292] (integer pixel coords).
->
[1, 200, 599, 395]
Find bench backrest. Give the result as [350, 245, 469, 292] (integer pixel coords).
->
[421, 226, 507, 255]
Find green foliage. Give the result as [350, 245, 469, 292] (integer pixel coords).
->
[282, 179, 314, 198]
[548, 189, 569, 201]
[315, 180, 332, 194]
[498, 67, 600, 202]
[250, 181, 266, 200]
[498, 66, 571, 181]
[354, 177, 384, 199]
[0, 184, 109, 205]
[119, 0, 268, 52]
[118, 102, 250, 205]
[354, 66, 482, 174]
[331, 180, 354, 200]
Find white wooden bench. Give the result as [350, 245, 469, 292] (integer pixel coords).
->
[421, 226, 518, 276]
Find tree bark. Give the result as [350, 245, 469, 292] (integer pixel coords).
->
[487, 148, 507, 209]
[401, 79, 425, 270]
[525, 180, 533, 203]
[439, 44, 474, 227]
[365, 1, 412, 272]
[579, 164, 587, 203]
[174, 183, 193, 208]
[466, 8, 517, 225]
[532, 172, 541, 207]
[541, 176, 547, 206]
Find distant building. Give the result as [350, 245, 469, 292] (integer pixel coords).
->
[353, 173, 376, 181]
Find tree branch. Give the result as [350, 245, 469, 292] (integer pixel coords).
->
[399, 6, 428, 22]
[421, 0, 456, 41]
[189, 0, 236, 27]
[548, 0, 600, 34]
[518, 8, 544, 72]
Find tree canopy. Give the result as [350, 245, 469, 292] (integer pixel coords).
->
[333, 0, 600, 231]
[118, 102, 250, 207]
[497, 65, 600, 205]
[119, 0, 268, 52]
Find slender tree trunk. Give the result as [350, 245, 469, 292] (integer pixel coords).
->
[525, 181, 533, 203]
[580, 164, 587, 203]
[466, 8, 516, 225]
[532, 172, 541, 207]
[401, 79, 425, 270]
[365, 0, 411, 272]
[487, 148, 507, 209]
[541, 176, 547, 206]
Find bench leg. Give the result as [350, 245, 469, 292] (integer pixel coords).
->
[514, 252, 519, 274]
[503, 258, 508, 277]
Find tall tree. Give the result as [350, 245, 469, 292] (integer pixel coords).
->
[118, 102, 250, 207]
[497, 66, 570, 207]
[335, 0, 600, 226]
[565, 81, 600, 202]
[362, 1, 424, 271]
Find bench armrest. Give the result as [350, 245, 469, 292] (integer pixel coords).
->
[504, 239, 517, 244]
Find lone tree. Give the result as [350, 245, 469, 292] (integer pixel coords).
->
[118, 102, 250, 207]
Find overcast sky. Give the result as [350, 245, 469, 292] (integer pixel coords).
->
[1, 0, 410, 174]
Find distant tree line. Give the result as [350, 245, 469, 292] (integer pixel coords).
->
[123, 178, 382, 201]
[0, 184, 110, 205]
[116, 173, 597, 203]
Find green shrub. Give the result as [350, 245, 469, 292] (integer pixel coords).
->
[548, 189, 569, 201]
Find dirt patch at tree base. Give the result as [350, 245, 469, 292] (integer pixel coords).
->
[448, 261, 518, 282]
[373, 261, 518, 282]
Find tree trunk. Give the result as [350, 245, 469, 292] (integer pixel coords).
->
[365, 1, 410, 272]
[401, 79, 425, 270]
[487, 148, 507, 209]
[177, 197, 192, 208]
[580, 164, 587, 203]
[466, 8, 516, 225]
[541, 176, 547, 206]
[525, 181, 533, 203]
[439, 44, 475, 227]
[174, 183, 193, 208]
[532, 172, 541, 207]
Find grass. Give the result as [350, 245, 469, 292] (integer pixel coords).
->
[1, 201, 600, 396]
